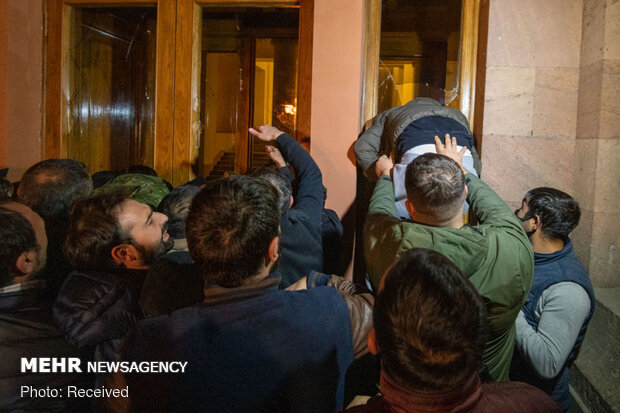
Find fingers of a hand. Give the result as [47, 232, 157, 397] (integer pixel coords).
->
[434, 136, 444, 152]
[248, 127, 259, 136]
[444, 134, 451, 148]
[458, 146, 467, 156]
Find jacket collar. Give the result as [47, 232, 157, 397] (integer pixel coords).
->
[202, 277, 280, 307]
[379, 370, 482, 413]
[534, 238, 573, 265]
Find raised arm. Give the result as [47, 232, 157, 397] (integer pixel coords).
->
[249, 125, 323, 224]
[434, 135, 528, 234]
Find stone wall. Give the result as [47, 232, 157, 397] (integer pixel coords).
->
[572, 0, 620, 287]
[481, 0, 619, 289]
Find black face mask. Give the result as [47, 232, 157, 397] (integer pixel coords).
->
[514, 209, 536, 238]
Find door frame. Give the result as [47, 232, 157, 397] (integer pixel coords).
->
[43, 0, 313, 185]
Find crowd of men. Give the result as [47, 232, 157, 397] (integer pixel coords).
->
[0, 98, 593, 412]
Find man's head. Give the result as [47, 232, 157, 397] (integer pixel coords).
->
[404, 153, 467, 224]
[65, 189, 173, 272]
[17, 159, 93, 221]
[158, 184, 201, 240]
[186, 175, 280, 288]
[0, 203, 48, 286]
[369, 248, 487, 391]
[251, 167, 292, 215]
[515, 187, 580, 241]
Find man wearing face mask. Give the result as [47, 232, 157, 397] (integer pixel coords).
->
[53, 188, 173, 386]
[511, 187, 594, 412]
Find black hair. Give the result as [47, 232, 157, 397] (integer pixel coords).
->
[186, 175, 280, 287]
[0, 179, 12, 198]
[91, 170, 118, 189]
[121, 165, 158, 177]
[0, 207, 38, 287]
[17, 159, 93, 221]
[251, 167, 292, 215]
[158, 184, 201, 239]
[404, 153, 466, 222]
[64, 188, 132, 271]
[523, 187, 580, 241]
[374, 248, 488, 391]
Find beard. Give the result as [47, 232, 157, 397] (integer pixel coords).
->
[136, 223, 175, 265]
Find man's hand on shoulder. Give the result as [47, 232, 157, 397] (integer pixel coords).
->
[249, 125, 284, 142]
[434, 134, 468, 174]
[375, 155, 394, 178]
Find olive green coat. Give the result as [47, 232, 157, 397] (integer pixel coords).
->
[364, 174, 534, 381]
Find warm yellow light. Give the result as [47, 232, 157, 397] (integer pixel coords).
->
[284, 104, 297, 115]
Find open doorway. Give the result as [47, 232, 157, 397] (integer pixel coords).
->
[198, 7, 300, 178]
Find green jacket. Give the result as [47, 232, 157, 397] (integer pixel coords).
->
[364, 174, 534, 381]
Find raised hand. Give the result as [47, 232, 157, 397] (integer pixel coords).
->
[248, 125, 284, 142]
[434, 134, 468, 173]
[266, 145, 286, 168]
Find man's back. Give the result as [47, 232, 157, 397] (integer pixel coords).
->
[365, 173, 534, 381]
[123, 282, 354, 412]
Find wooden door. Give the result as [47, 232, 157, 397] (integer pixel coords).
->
[44, 0, 312, 185]
[45, 0, 176, 179]
[65, 7, 156, 172]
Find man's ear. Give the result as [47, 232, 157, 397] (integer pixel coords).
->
[405, 200, 415, 219]
[531, 215, 542, 231]
[111, 244, 143, 269]
[267, 236, 280, 264]
[367, 328, 379, 355]
[289, 197, 294, 209]
[15, 250, 37, 277]
[464, 184, 468, 200]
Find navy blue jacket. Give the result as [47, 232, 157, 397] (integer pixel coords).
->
[510, 239, 594, 411]
[121, 278, 354, 412]
[272, 133, 323, 288]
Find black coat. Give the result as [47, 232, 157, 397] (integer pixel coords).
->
[0, 285, 91, 411]
[53, 270, 146, 365]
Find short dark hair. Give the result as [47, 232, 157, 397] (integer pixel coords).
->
[64, 189, 132, 271]
[0, 207, 38, 287]
[523, 187, 580, 241]
[0, 179, 12, 198]
[251, 167, 292, 215]
[404, 154, 466, 222]
[91, 170, 118, 189]
[18, 159, 93, 221]
[158, 184, 201, 239]
[374, 248, 488, 391]
[121, 165, 158, 177]
[186, 175, 280, 287]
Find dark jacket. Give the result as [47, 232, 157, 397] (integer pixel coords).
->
[510, 239, 594, 411]
[273, 133, 324, 288]
[118, 273, 373, 412]
[139, 257, 204, 317]
[354, 97, 481, 177]
[53, 270, 146, 365]
[0, 283, 91, 411]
